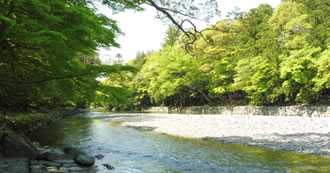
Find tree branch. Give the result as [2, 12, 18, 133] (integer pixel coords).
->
[146, 0, 226, 55]
[146, 0, 191, 38]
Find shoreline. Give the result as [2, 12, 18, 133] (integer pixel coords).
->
[0, 108, 91, 173]
[107, 113, 330, 156]
[141, 105, 330, 117]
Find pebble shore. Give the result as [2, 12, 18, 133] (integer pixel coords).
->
[110, 113, 330, 156]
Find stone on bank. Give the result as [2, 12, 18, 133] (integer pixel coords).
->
[0, 125, 37, 158]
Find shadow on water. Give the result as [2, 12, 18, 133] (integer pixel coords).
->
[80, 112, 159, 123]
[202, 132, 330, 156]
[28, 112, 330, 173]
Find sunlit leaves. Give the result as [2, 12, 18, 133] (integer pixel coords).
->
[136, 44, 208, 105]
[313, 48, 330, 92]
[129, 0, 329, 106]
[268, 1, 307, 29]
[0, 0, 137, 112]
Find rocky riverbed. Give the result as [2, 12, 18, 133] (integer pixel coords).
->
[0, 125, 97, 173]
[0, 158, 85, 173]
[107, 113, 330, 156]
[0, 108, 101, 173]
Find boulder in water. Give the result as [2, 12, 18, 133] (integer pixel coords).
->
[74, 154, 95, 166]
[103, 163, 114, 170]
[94, 154, 104, 160]
[45, 148, 74, 161]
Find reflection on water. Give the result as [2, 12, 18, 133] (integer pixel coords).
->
[28, 112, 330, 172]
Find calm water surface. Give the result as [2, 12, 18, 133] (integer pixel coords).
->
[28, 112, 330, 173]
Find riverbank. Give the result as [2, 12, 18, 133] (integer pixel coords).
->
[108, 113, 330, 156]
[142, 105, 330, 117]
[0, 107, 81, 159]
[0, 107, 80, 134]
[0, 108, 96, 172]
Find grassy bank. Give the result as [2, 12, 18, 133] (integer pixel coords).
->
[0, 113, 45, 131]
[0, 108, 80, 133]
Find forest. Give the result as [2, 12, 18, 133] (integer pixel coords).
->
[108, 0, 330, 110]
[0, 0, 329, 113]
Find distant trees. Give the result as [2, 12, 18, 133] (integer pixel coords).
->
[128, 0, 329, 107]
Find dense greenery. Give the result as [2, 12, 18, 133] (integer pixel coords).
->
[0, 0, 141, 113]
[122, 0, 329, 108]
[1, 0, 328, 112]
[0, 0, 220, 113]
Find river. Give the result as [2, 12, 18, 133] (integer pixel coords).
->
[28, 112, 330, 172]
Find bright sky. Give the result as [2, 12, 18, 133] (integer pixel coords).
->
[97, 0, 281, 63]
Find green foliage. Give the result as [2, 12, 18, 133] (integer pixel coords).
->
[162, 25, 180, 47]
[96, 66, 137, 110]
[129, 1, 329, 107]
[1, 0, 328, 111]
[0, 0, 141, 113]
[314, 48, 330, 91]
[0, 112, 45, 130]
[127, 51, 154, 70]
[268, 1, 307, 29]
[133, 44, 210, 106]
[279, 47, 321, 102]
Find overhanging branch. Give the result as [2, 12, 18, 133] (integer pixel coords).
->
[146, 0, 226, 55]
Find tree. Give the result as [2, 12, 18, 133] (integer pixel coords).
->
[96, 67, 137, 110]
[144, 0, 220, 32]
[0, 0, 138, 112]
[314, 48, 330, 93]
[269, 1, 323, 103]
[135, 44, 210, 106]
[162, 25, 180, 48]
[187, 19, 239, 103]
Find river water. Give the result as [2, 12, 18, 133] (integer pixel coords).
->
[28, 112, 330, 172]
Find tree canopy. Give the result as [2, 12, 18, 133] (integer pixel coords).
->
[0, 0, 221, 113]
[0, 0, 141, 112]
[1, 0, 328, 112]
[125, 0, 329, 108]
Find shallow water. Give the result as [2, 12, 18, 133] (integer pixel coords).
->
[28, 112, 330, 172]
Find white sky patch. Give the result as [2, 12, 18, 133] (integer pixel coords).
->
[98, 0, 281, 63]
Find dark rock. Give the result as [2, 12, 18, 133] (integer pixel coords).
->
[36, 150, 47, 160]
[62, 163, 78, 167]
[67, 167, 84, 172]
[54, 160, 75, 164]
[102, 163, 114, 170]
[43, 146, 53, 150]
[36, 145, 54, 160]
[32, 141, 41, 148]
[45, 162, 61, 167]
[74, 154, 95, 166]
[63, 147, 84, 156]
[45, 148, 74, 161]
[36, 122, 43, 127]
[0, 127, 4, 154]
[30, 165, 45, 170]
[94, 154, 104, 160]
[0, 127, 37, 158]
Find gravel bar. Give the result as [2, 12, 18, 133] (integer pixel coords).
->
[109, 113, 330, 156]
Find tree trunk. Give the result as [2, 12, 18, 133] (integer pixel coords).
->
[197, 89, 213, 104]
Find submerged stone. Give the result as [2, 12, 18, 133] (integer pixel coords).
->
[74, 154, 95, 166]
[103, 163, 114, 170]
[45, 148, 74, 161]
[94, 154, 104, 160]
